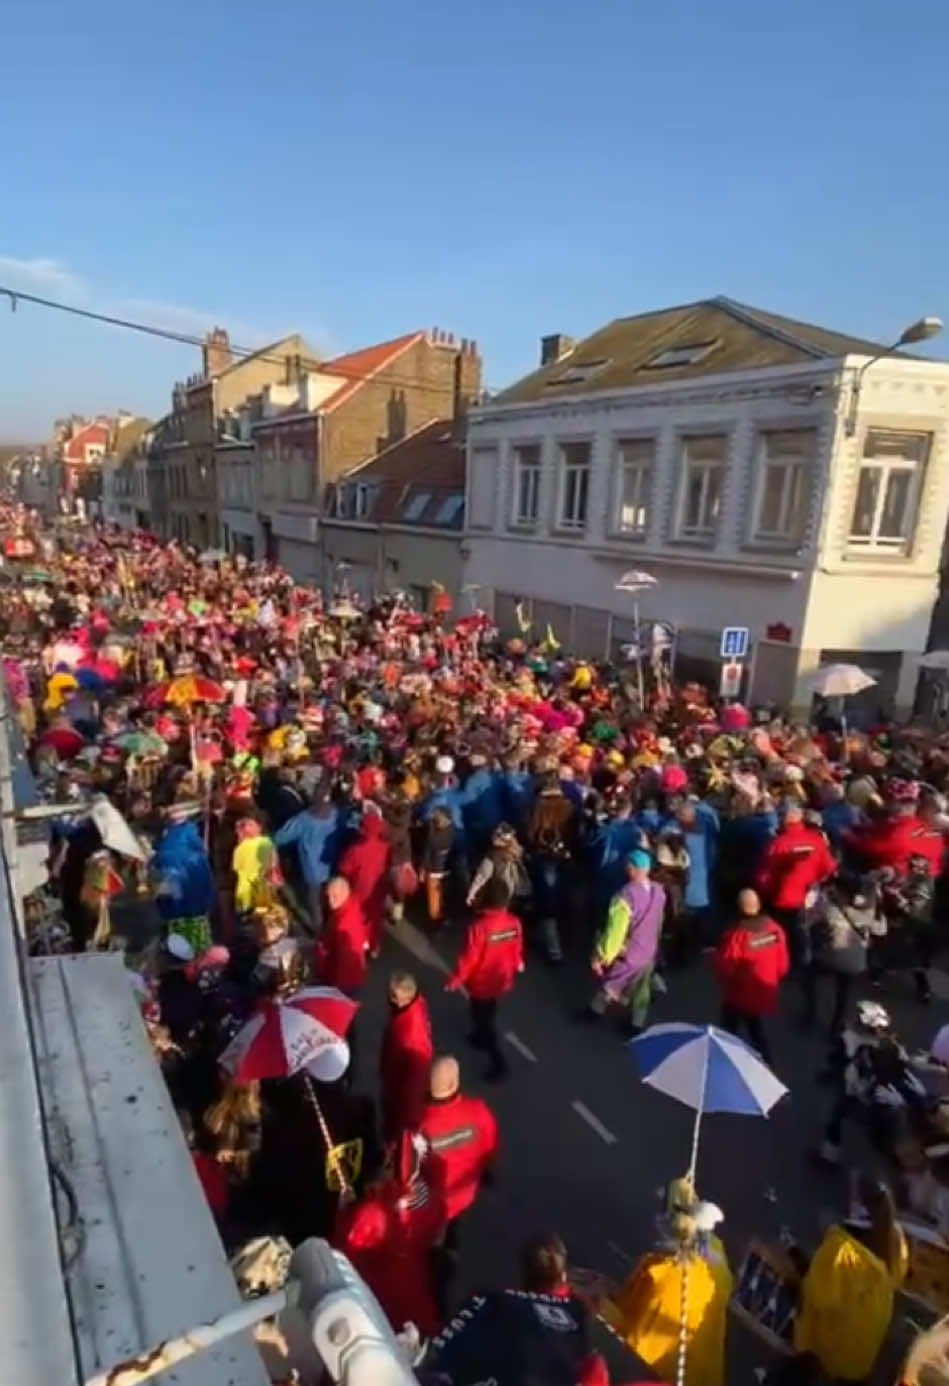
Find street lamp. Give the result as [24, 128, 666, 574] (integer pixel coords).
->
[845, 315, 943, 436]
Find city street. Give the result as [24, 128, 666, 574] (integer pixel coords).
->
[353, 910, 947, 1380]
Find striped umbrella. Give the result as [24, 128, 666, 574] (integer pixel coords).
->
[219, 987, 358, 1083]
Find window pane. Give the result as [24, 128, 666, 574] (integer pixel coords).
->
[704, 466, 722, 528]
[758, 465, 785, 534]
[684, 469, 705, 530]
[619, 464, 650, 531]
[850, 467, 880, 537]
[785, 463, 809, 540]
[576, 466, 589, 524]
[879, 469, 913, 538]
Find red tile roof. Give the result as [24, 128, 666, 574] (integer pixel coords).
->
[318, 331, 424, 411]
[63, 421, 110, 463]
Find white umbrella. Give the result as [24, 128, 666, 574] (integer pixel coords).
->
[90, 794, 148, 862]
[919, 651, 949, 671]
[614, 571, 658, 708]
[806, 663, 876, 697]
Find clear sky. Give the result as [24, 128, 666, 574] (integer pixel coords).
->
[2, 0, 947, 438]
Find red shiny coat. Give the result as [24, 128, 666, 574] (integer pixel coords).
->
[715, 916, 789, 1016]
[420, 1091, 499, 1221]
[844, 813, 946, 878]
[447, 906, 524, 1000]
[379, 994, 434, 1142]
[334, 1175, 444, 1336]
[315, 894, 369, 994]
[756, 822, 836, 909]
[339, 815, 392, 951]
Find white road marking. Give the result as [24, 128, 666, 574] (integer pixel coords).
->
[504, 1030, 538, 1063]
[386, 918, 451, 975]
[571, 1099, 617, 1145]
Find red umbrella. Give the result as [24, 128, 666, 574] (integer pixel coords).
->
[219, 987, 358, 1083]
[38, 725, 85, 761]
[142, 674, 226, 708]
[79, 654, 121, 683]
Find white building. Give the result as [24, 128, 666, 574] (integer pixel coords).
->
[463, 297, 949, 714]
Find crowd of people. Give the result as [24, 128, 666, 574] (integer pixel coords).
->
[7, 502, 949, 1385]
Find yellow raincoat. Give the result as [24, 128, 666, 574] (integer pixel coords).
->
[794, 1224, 907, 1381]
[232, 835, 280, 913]
[603, 1237, 733, 1386]
[43, 671, 78, 712]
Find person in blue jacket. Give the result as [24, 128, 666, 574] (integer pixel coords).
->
[820, 782, 858, 852]
[273, 786, 342, 936]
[459, 753, 504, 859]
[664, 796, 720, 946]
[418, 755, 465, 833]
[152, 804, 215, 955]
[588, 794, 647, 922]
[500, 752, 534, 833]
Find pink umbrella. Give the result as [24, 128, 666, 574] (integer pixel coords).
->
[219, 987, 358, 1083]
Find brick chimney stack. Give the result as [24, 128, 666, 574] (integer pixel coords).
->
[202, 327, 232, 378]
[453, 338, 482, 421]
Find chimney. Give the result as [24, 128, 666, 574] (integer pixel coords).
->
[540, 333, 575, 367]
[453, 339, 483, 422]
[202, 327, 232, 378]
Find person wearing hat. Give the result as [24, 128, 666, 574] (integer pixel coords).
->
[152, 799, 215, 957]
[466, 821, 530, 911]
[419, 755, 465, 833]
[459, 751, 504, 863]
[338, 804, 393, 956]
[588, 849, 666, 1037]
[526, 767, 576, 963]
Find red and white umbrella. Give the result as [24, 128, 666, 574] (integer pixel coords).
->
[219, 987, 358, 1084]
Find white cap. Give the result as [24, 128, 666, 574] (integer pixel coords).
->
[164, 932, 195, 962]
[435, 755, 454, 775]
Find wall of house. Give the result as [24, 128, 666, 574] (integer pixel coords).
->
[322, 339, 479, 483]
[319, 524, 464, 604]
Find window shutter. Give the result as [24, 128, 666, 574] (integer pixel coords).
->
[467, 446, 498, 529]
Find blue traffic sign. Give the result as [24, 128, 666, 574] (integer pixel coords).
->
[720, 626, 749, 659]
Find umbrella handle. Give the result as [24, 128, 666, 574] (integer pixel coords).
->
[303, 1074, 352, 1197]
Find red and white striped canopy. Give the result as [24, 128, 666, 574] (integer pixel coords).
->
[219, 987, 358, 1083]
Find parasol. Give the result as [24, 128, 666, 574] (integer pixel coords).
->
[198, 548, 227, 563]
[89, 795, 149, 862]
[22, 568, 54, 584]
[114, 729, 168, 755]
[805, 662, 876, 697]
[630, 1023, 786, 1386]
[220, 987, 359, 1194]
[143, 674, 226, 707]
[329, 599, 360, 621]
[219, 986, 357, 1083]
[614, 570, 658, 710]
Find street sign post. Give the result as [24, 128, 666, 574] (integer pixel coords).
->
[720, 660, 743, 700]
[721, 627, 749, 660]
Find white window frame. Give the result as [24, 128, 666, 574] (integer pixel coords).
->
[675, 434, 727, 543]
[556, 440, 591, 531]
[354, 483, 371, 519]
[750, 430, 815, 546]
[613, 438, 653, 536]
[848, 429, 930, 554]
[403, 490, 432, 522]
[511, 443, 541, 528]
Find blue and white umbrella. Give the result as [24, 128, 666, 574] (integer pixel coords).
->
[630, 1022, 787, 1179]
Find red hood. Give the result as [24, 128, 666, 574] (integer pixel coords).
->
[360, 813, 388, 841]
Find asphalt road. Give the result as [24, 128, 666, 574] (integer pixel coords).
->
[350, 906, 949, 1381]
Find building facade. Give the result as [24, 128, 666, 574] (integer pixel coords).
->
[149, 329, 312, 548]
[463, 298, 949, 714]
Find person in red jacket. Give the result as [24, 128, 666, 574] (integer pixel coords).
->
[315, 876, 370, 995]
[379, 970, 434, 1143]
[339, 805, 392, 955]
[420, 1055, 498, 1313]
[715, 888, 788, 1065]
[334, 1129, 445, 1338]
[445, 877, 524, 1081]
[756, 799, 835, 967]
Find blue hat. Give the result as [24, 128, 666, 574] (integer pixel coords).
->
[627, 849, 651, 870]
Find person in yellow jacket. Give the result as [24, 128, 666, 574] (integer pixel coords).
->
[794, 1174, 907, 1382]
[603, 1175, 732, 1386]
[232, 817, 282, 915]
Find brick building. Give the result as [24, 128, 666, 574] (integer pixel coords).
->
[148, 328, 313, 547]
[216, 327, 481, 582]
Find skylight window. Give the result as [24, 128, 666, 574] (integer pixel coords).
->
[544, 358, 610, 387]
[642, 341, 718, 369]
[432, 493, 465, 526]
[402, 490, 432, 521]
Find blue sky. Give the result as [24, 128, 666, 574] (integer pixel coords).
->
[2, 0, 947, 437]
